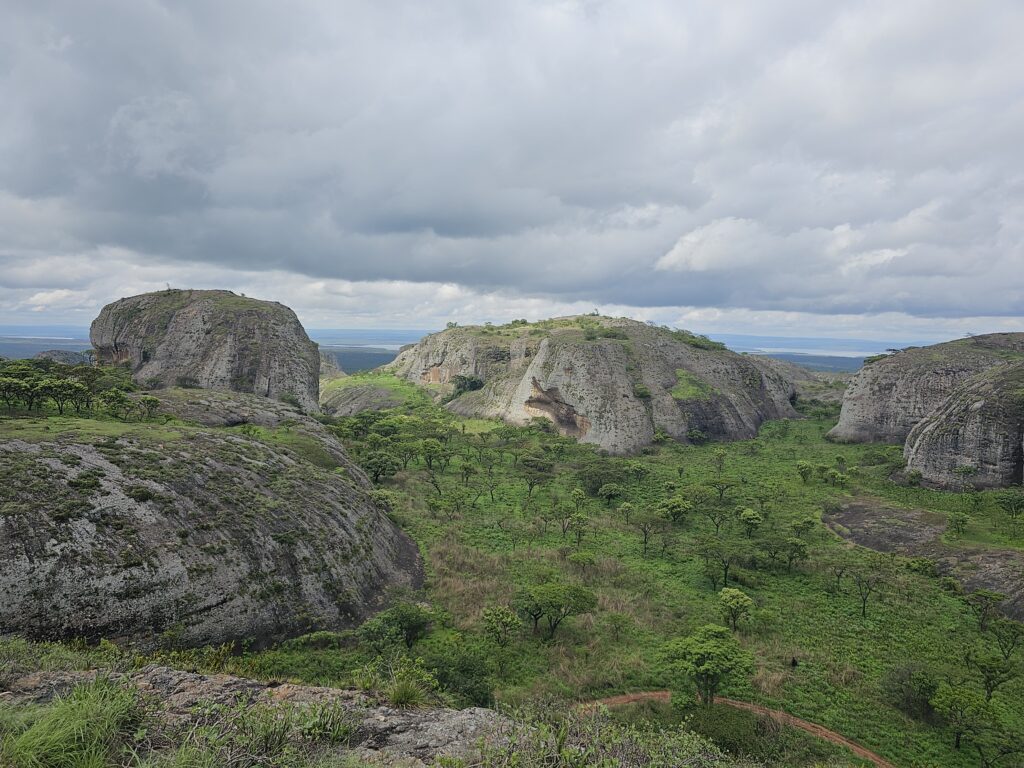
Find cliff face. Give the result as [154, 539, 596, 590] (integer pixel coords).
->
[827, 334, 1024, 444]
[904, 362, 1024, 489]
[0, 389, 422, 649]
[387, 317, 798, 454]
[90, 289, 320, 412]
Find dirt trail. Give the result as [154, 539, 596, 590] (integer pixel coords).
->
[579, 691, 897, 768]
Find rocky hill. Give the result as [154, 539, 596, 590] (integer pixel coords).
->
[91, 289, 321, 412]
[827, 334, 1024, 444]
[0, 389, 422, 649]
[904, 361, 1024, 488]
[34, 349, 89, 365]
[386, 317, 799, 453]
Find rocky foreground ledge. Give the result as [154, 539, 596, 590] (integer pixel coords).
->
[1, 665, 506, 766]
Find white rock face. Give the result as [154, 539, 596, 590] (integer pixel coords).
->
[387, 317, 799, 454]
[90, 289, 320, 412]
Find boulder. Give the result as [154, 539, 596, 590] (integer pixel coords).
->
[91, 289, 320, 412]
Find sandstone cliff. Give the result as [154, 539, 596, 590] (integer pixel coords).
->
[904, 362, 1024, 488]
[386, 317, 798, 453]
[90, 289, 320, 412]
[827, 333, 1024, 444]
[0, 389, 422, 649]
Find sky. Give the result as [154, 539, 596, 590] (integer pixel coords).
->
[1, 1, 1022, 341]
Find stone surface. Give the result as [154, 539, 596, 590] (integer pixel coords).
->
[904, 361, 1024, 488]
[827, 334, 1024, 444]
[0, 389, 422, 649]
[3, 665, 507, 766]
[91, 289, 320, 412]
[387, 317, 799, 454]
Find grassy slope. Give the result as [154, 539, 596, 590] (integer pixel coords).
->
[4, 382, 1023, 766]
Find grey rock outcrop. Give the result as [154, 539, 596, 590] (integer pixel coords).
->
[34, 349, 90, 365]
[0, 389, 422, 649]
[321, 383, 404, 416]
[90, 289, 320, 412]
[904, 362, 1024, 488]
[386, 317, 798, 454]
[827, 334, 1024, 444]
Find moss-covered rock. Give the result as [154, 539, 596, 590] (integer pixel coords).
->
[0, 390, 421, 649]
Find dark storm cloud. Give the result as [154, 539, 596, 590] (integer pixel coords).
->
[1, 0, 1022, 328]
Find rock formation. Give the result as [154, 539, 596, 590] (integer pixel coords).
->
[90, 289, 320, 412]
[0, 389, 422, 649]
[386, 317, 799, 454]
[33, 349, 90, 365]
[827, 334, 1024, 444]
[904, 361, 1024, 488]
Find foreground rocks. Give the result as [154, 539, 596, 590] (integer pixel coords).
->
[2, 665, 506, 766]
[91, 289, 321, 412]
[386, 317, 799, 454]
[828, 333, 1024, 488]
[0, 390, 422, 649]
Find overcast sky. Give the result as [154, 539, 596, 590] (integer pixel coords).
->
[1, 1, 1022, 340]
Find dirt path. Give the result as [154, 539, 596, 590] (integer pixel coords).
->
[579, 691, 897, 768]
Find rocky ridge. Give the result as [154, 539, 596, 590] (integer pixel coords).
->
[91, 289, 321, 412]
[386, 316, 799, 454]
[0, 389, 422, 649]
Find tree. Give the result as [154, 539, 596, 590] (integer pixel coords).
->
[990, 618, 1023, 662]
[711, 448, 728, 475]
[632, 510, 665, 556]
[994, 488, 1024, 535]
[98, 388, 131, 421]
[529, 583, 597, 640]
[625, 460, 650, 486]
[420, 439, 445, 471]
[664, 624, 753, 705]
[966, 590, 1006, 633]
[597, 482, 624, 507]
[521, 454, 554, 498]
[138, 394, 160, 419]
[931, 681, 989, 749]
[784, 537, 808, 571]
[364, 450, 401, 483]
[752, 482, 781, 513]
[617, 501, 634, 526]
[567, 512, 589, 548]
[719, 587, 753, 631]
[481, 605, 520, 647]
[659, 496, 692, 525]
[737, 507, 762, 537]
[796, 461, 813, 484]
[570, 487, 587, 515]
[699, 504, 731, 535]
[948, 510, 970, 537]
[707, 479, 736, 503]
[965, 648, 1018, 701]
[852, 569, 883, 617]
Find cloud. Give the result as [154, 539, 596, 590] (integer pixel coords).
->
[0, 0, 1022, 338]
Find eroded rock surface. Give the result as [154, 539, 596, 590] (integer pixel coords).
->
[91, 289, 320, 412]
[387, 317, 798, 454]
[0, 390, 422, 649]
